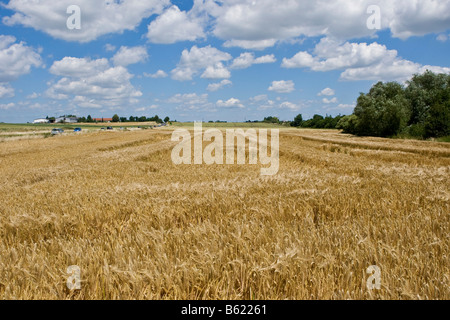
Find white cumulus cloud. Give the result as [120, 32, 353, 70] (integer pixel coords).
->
[0, 102, 15, 110]
[322, 97, 338, 104]
[147, 5, 206, 44]
[112, 46, 148, 67]
[144, 70, 168, 79]
[0, 84, 15, 99]
[201, 63, 231, 79]
[282, 37, 450, 82]
[104, 44, 116, 52]
[436, 34, 449, 42]
[171, 45, 232, 81]
[3, 0, 169, 43]
[200, 0, 450, 49]
[268, 80, 295, 94]
[318, 88, 335, 96]
[230, 53, 276, 69]
[279, 101, 302, 111]
[207, 80, 232, 92]
[216, 98, 245, 109]
[0, 35, 42, 83]
[47, 57, 142, 108]
[50, 57, 109, 78]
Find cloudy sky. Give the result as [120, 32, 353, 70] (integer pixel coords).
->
[0, 0, 449, 123]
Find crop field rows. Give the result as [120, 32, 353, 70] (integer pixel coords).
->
[0, 129, 448, 299]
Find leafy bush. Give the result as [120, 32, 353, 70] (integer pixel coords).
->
[336, 115, 359, 134]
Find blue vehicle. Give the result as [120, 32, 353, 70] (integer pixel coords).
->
[74, 128, 82, 132]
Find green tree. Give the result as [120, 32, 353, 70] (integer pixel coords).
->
[263, 116, 280, 124]
[424, 89, 450, 138]
[87, 115, 93, 123]
[112, 114, 120, 122]
[354, 82, 410, 137]
[304, 114, 325, 128]
[152, 115, 163, 124]
[336, 115, 359, 134]
[336, 71, 449, 139]
[164, 116, 170, 123]
[322, 115, 339, 128]
[405, 70, 449, 126]
[291, 114, 303, 127]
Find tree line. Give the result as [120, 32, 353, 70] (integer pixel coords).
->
[252, 115, 345, 128]
[291, 71, 449, 139]
[76, 115, 170, 124]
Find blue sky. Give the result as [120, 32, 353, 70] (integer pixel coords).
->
[0, 0, 449, 123]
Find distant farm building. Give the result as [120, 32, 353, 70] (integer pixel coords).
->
[33, 118, 50, 124]
[93, 118, 113, 122]
[56, 116, 78, 123]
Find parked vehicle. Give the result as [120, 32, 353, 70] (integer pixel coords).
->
[51, 128, 64, 135]
[107, 127, 113, 130]
[74, 128, 82, 132]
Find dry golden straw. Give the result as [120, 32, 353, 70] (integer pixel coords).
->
[0, 128, 448, 300]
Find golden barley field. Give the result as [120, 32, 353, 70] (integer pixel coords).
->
[0, 127, 448, 300]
